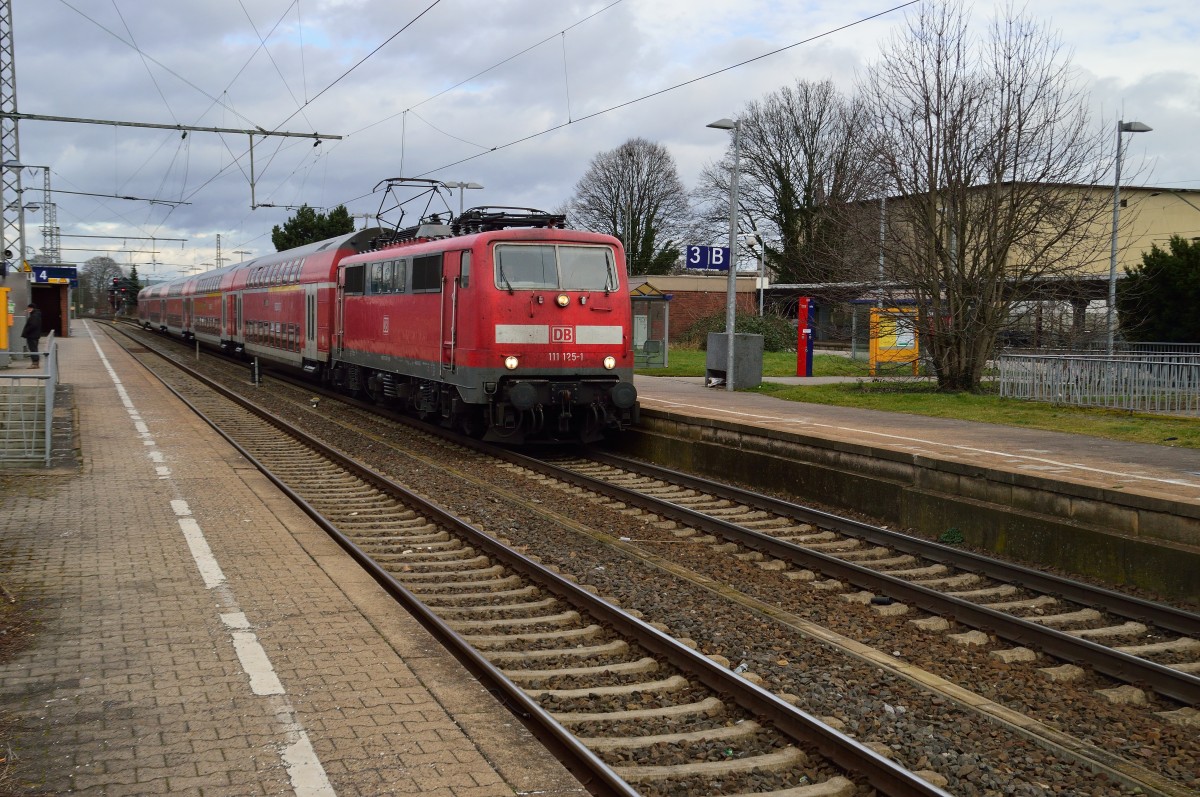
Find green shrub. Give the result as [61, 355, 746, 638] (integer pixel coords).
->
[683, 312, 796, 352]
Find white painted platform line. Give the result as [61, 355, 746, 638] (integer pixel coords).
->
[86, 322, 338, 797]
[178, 517, 227, 589]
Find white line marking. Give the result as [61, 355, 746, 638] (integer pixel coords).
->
[229, 630, 286, 695]
[280, 725, 338, 797]
[86, 322, 337, 795]
[642, 396, 1200, 492]
[178, 518, 227, 589]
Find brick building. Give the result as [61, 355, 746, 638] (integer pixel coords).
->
[629, 275, 759, 344]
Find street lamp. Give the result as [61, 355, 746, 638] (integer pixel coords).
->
[443, 181, 484, 216]
[707, 117, 740, 391]
[1107, 119, 1152, 356]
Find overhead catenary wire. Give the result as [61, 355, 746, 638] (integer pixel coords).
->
[45, 0, 920, 270]
[414, 0, 920, 178]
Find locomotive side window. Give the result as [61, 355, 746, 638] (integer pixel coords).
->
[459, 252, 471, 288]
[380, 261, 393, 293]
[494, 244, 615, 291]
[343, 264, 365, 294]
[412, 254, 443, 293]
[392, 260, 408, 292]
[370, 263, 385, 294]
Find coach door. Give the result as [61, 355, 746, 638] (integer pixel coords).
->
[440, 251, 465, 373]
[226, 294, 238, 340]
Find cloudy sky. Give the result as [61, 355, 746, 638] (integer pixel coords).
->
[10, 0, 1199, 278]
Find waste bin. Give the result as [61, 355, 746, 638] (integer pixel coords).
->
[705, 332, 764, 389]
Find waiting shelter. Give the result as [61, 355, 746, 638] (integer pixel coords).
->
[630, 280, 671, 368]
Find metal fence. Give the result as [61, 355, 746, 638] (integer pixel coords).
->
[998, 350, 1200, 416]
[1002, 341, 1200, 358]
[0, 333, 59, 467]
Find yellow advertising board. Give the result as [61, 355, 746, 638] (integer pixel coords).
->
[869, 307, 920, 376]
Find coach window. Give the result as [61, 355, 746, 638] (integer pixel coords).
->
[412, 253, 442, 293]
[459, 252, 471, 288]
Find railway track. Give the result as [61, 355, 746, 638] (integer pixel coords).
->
[108, 322, 1200, 794]
[114, 331, 950, 797]
[515, 451, 1200, 709]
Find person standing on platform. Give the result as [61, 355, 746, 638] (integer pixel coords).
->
[21, 303, 42, 368]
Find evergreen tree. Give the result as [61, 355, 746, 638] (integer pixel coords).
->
[1117, 236, 1200, 342]
[270, 204, 356, 251]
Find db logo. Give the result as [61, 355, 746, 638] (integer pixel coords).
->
[551, 325, 575, 343]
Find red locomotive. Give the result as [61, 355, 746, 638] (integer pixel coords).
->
[138, 186, 639, 443]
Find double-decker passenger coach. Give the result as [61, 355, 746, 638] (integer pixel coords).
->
[138, 198, 639, 444]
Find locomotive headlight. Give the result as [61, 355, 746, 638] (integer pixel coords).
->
[556, 294, 570, 307]
[504, 355, 520, 370]
[603, 356, 616, 370]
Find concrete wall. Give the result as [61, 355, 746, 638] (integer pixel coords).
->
[616, 409, 1200, 605]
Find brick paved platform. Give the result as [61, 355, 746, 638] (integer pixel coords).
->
[0, 321, 584, 796]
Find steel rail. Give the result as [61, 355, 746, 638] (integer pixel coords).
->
[112, 326, 952, 797]
[494, 449, 1200, 706]
[114, 344, 637, 797]
[589, 453, 1200, 638]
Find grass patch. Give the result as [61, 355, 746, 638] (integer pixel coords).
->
[751, 381, 1200, 448]
[636, 349, 1199, 449]
[637, 349, 873, 378]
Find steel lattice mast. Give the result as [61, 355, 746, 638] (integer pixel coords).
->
[0, 0, 24, 266]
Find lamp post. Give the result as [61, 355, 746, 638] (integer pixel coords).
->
[443, 181, 484, 216]
[707, 118, 740, 391]
[1107, 120, 1152, 356]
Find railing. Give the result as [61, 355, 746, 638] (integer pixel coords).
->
[0, 333, 59, 467]
[1002, 341, 1200, 358]
[998, 351, 1200, 416]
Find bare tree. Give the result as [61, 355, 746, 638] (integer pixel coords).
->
[567, 138, 691, 276]
[79, 256, 124, 314]
[864, 1, 1112, 391]
[695, 79, 877, 291]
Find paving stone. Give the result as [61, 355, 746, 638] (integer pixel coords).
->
[0, 326, 582, 796]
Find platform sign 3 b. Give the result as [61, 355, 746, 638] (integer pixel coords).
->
[685, 246, 731, 271]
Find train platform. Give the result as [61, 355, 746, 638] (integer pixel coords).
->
[631, 374, 1200, 602]
[633, 375, 1200, 509]
[0, 321, 583, 796]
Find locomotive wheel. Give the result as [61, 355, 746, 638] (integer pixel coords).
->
[366, 372, 386, 404]
[456, 410, 485, 438]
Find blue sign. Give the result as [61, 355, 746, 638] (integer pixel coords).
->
[32, 266, 78, 287]
[684, 245, 731, 271]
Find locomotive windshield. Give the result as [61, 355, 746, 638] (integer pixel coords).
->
[494, 244, 617, 292]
